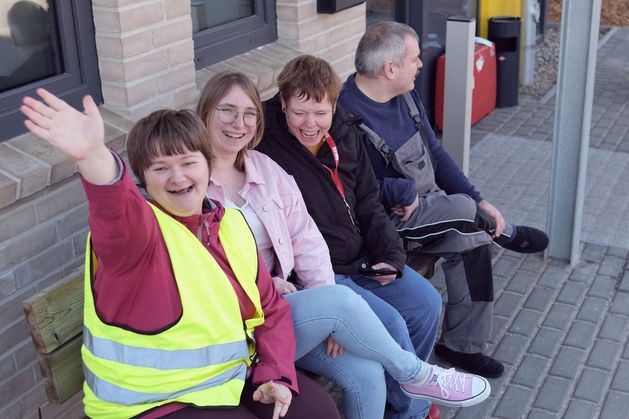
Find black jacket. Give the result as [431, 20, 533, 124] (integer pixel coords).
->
[257, 93, 406, 275]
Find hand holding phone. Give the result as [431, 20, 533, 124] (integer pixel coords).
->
[360, 267, 398, 276]
[360, 262, 398, 286]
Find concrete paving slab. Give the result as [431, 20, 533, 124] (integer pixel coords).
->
[469, 134, 629, 249]
[430, 26, 629, 419]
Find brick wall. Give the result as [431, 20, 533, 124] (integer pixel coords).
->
[0, 125, 127, 419]
[93, 0, 197, 121]
[0, 2, 366, 418]
[276, 0, 366, 79]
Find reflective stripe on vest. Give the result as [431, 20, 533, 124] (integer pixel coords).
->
[83, 326, 250, 369]
[84, 362, 247, 406]
[83, 204, 263, 418]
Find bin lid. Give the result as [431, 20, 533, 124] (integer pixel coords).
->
[488, 16, 521, 23]
[488, 16, 521, 39]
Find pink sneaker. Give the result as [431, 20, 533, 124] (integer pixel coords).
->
[401, 365, 491, 408]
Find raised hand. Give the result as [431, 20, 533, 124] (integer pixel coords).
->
[21, 88, 116, 185]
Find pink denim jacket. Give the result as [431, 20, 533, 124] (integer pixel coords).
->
[208, 150, 335, 288]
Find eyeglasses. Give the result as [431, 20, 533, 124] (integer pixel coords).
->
[215, 106, 259, 127]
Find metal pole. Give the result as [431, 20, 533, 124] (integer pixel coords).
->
[546, 0, 602, 264]
[519, 0, 538, 86]
[442, 17, 475, 176]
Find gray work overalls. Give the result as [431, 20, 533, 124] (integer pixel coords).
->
[360, 92, 512, 353]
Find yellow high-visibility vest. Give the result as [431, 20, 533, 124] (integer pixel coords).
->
[82, 204, 264, 419]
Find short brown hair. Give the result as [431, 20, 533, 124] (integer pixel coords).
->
[277, 55, 341, 106]
[126, 109, 211, 186]
[196, 71, 264, 171]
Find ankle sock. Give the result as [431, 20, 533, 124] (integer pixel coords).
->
[412, 361, 432, 386]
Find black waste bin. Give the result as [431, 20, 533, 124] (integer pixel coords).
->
[488, 16, 521, 107]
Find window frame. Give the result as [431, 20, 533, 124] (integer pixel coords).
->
[192, 0, 277, 69]
[0, 0, 102, 142]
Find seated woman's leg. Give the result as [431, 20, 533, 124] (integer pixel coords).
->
[285, 285, 490, 416]
[306, 281, 430, 419]
[285, 285, 422, 382]
[350, 266, 442, 361]
[241, 370, 341, 419]
[297, 343, 386, 419]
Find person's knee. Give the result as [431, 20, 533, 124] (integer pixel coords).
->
[315, 284, 368, 315]
[402, 268, 442, 319]
[333, 283, 362, 299]
[334, 284, 371, 314]
[427, 193, 477, 220]
[453, 193, 478, 219]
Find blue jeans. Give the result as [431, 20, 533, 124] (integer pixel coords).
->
[284, 284, 429, 419]
[335, 265, 442, 419]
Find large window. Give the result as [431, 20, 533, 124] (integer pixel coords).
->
[0, 0, 101, 142]
[192, 0, 277, 69]
[0, 1, 62, 93]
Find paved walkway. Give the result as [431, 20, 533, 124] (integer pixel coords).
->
[431, 26, 629, 419]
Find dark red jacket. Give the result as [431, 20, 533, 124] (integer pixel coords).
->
[82, 161, 297, 417]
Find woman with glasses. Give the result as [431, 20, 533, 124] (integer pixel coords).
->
[199, 71, 491, 419]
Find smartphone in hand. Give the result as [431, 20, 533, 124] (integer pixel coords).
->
[360, 267, 398, 276]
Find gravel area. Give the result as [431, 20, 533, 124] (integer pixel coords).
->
[518, 26, 612, 101]
[549, 0, 629, 27]
[518, 28, 561, 101]
[520, 0, 627, 101]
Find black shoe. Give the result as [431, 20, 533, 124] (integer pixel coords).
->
[496, 226, 548, 254]
[434, 344, 504, 378]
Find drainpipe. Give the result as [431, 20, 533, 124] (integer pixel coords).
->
[520, 0, 540, 86]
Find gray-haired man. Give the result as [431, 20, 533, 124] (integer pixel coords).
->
[338, 21, 549, 378]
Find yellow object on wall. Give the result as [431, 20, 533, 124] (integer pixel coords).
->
[479, 0, 522, 38]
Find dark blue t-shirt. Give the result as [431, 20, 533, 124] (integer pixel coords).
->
[338, 73, 482, 207]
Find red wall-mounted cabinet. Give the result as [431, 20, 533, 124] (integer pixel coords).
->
[435, 40, 497, 131]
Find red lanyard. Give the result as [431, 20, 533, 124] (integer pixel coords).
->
[322, 133, 345, 198]
[322, 134, 357, 227]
